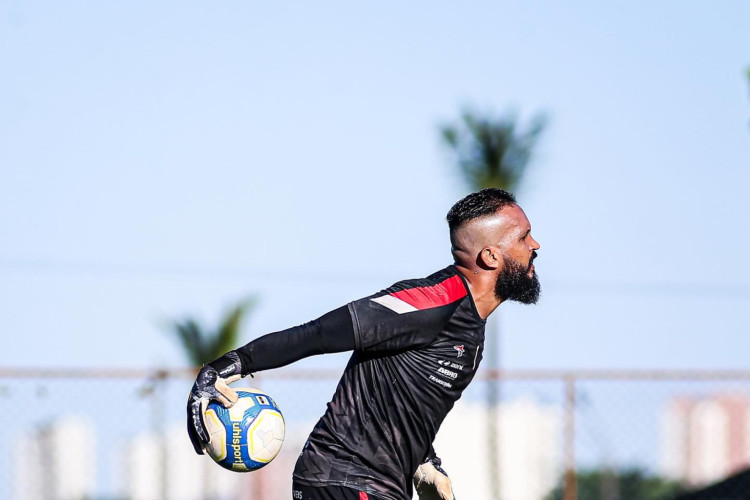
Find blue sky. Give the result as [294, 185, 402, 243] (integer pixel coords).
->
[1, 1, 749, 371]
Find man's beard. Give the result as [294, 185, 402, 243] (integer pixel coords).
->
[494, 253, 541, 304]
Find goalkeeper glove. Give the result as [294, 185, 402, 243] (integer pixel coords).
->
[186, 351, 244, 454]
[413, 459, 455, 500]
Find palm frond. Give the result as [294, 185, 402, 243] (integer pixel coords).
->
[211, 297, 257, 361]
[163, 296, 257, 367]
[172, 319, 207, 366]
[441, 107, 547, 192]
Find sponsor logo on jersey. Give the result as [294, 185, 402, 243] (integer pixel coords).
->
[429, 374, 453, 388]
[293, 491, 303, 500]
[454, 345, 465, 358]
[437, 367, 458, 379]
[439, 359, 464, 370]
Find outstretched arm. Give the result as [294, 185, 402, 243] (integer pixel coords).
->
[186, 306, 355, 454]
[234, 305, 355, 374]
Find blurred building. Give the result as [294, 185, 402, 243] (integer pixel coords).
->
[434, 396, 561, 500]
[6, 397, 558, 499]
[126, 424, 252, 500]
[660, 393, 750, 486]
[125, 420, 315, 500]
[13, 416, 95, 500]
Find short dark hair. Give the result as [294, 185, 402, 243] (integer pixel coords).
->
[446, 188, 517, 231]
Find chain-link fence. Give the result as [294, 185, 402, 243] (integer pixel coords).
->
[2, 368, 749, 500]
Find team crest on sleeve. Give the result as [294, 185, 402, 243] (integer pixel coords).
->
[453, 345, 465, 358]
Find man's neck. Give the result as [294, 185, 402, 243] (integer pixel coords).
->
[454, 264, 504, 320]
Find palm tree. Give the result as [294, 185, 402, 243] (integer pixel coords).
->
[168, 297, 257, 367]
[440, 107, 547, 500]
[440, 108, 547, 192]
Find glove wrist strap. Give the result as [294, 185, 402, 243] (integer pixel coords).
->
[208, 351, 244, 378]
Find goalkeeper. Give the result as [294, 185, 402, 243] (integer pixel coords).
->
[187, 188, 541, 500]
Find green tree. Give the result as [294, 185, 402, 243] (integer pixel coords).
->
[440, 108, 547, 191]
[546, 468, 686, 500]
[167, 298, 256, 367]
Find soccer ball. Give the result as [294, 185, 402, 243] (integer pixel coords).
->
[203, 388, 285, 472]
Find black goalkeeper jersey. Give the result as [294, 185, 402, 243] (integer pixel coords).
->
[292, 266, 486, 500]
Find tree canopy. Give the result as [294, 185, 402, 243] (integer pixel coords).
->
[546, 468, 686, 500]
[167, 298, 256, 367]
[440, 108, 547, 192]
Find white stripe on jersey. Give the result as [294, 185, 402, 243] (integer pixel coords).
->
[371, 295, 418, 314]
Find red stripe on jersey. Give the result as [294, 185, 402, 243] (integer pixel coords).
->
[389, 274, 467, 310]
[359, 492, 369, 500]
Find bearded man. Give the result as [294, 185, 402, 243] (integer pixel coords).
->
[187, 188, 541, 500]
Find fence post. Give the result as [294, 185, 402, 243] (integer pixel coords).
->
[563, 375, 577, 500]
[487, 318, 502, 500]
[488, 368, 501, 500]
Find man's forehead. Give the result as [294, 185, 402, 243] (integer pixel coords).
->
[499, 204, 531, 229]
[472, 204, 529, 232]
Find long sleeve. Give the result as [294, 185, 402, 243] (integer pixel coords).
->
[234, 305, 355, 375]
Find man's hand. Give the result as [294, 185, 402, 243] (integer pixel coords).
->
[186, 351, 244, 454]
[413, 460, 455, 500]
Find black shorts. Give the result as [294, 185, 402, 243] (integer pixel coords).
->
[292, 482, 384, 500]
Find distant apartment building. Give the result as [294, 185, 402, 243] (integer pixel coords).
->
[125, 425, 250, 500]
[13, 416, 95, 500]
[8, 400, 558, 500]
[126, 420, 315, 500]
[660, 393, 750, 486]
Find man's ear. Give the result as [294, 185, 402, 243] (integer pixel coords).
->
[479, 247, 501, 270]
